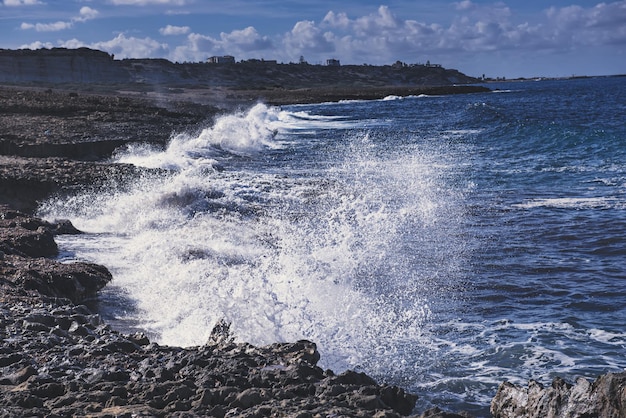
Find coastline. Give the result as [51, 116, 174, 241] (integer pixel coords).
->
[1, 83, 623, 417]
[0, 83, 473, 417]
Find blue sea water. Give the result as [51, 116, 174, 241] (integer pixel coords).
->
[40, 76, 626, 415]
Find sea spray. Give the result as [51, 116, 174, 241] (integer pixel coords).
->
[39, 102, 464, 375]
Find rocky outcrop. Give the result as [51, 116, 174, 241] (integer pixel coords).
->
[0, 155, 150, 212]
[0, 85, 216, 152]
[0, 80, 488, 418]
[0, 207, 111, 303]
[490, 373, 626, 418]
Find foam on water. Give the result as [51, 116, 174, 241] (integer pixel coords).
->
[513, 196, 623, 210]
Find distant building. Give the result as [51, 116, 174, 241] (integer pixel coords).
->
[207, 55, 235, 64]
[326, 58, 340, 67]
[241, 58, 278, 65]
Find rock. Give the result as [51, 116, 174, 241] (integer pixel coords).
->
[231, 388, 269, 409]
[380, 385, 419, 416]
[490, 372, 626, 418]
[418, 406, 475, 417]
[0, 365, 37, 385]
[1, 255, 112, 303]
[49, 219, 83, 235]
[0, 216, 58, 257]
[31, 382, 66, 398]
[0, 353, 22, 367]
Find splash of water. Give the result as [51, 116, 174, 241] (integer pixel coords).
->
[40, 103, 463, 377]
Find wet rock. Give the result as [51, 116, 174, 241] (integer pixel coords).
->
[49, 219, 83, 235]
[0, 215, 58, 257]
[2, 255, 111, 303]
[490, 372, 626, 418]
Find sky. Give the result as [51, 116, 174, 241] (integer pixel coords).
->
[1, 0, 624, 78]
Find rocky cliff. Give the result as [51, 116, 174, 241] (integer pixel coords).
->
[0, 47, 480, 88]
[0, 48, 129, 84]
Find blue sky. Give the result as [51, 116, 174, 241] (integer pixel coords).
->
[1, 0, 624, 78]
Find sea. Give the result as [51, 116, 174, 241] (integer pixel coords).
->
[39, 76, 626, 415]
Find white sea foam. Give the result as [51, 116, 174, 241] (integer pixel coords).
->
[40, 103, 464, 377]
[588, 329, 626, 344]
[37, 83, 626, 415]
[513, 196, 621, 209]
[382, 95, 402, 101]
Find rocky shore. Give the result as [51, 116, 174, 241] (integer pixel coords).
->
[0, 83, 474, 417]
[1, 68, 623, 416]
[1, 206, 423, 418]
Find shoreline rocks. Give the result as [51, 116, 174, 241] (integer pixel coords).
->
[0, 84, 471, 417]
[0, 207, 423, 417]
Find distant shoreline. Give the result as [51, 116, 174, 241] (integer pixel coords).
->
[0, 82, 490, 108]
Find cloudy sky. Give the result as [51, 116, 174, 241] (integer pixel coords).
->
[1, 0, 624, 78]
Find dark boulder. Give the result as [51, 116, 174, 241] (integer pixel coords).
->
[0, 213, 58, 257]
[0, 207, 82, 256]
[1, 255, 111, 303]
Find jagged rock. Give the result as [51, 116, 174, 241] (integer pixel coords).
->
[490, 372, 626, 418]
[0, 275, 420, 418]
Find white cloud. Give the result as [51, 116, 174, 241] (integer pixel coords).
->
[172, 26, 274, 62]
[220, 26, 273, 51]
[353, 5, 399, 36]
[3, 0, 42, 6]
[131, 2, 626, 68]
[21, 21, 73, 32]
[455, 1, 474, 12]
[58, 33, 169, 59]
[284, 20, 334, 55]
[545, 1, 626, 46]
[20, 41, 54, 49]
[282, 1, 626, 64]
[16, 1, 623, 76]
[322, 11, 350, 30]
[20, 6, 99, 32]
[160, 25, 190, 36]
[76, 7, 99, 22]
